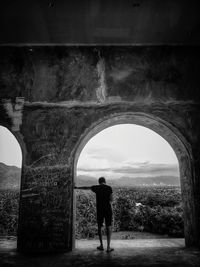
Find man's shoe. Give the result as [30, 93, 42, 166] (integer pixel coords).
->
[97, 245, 104, 251]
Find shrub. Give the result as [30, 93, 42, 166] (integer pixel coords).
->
[0, 190, 19, 236]
[75, 186, 184, 238]
[0, 187, 184, 238]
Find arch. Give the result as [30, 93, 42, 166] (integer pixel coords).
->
[0, 125, 23, 170]
[0, 120, 26, 168]
[72, 112, 196, 247]
[0, 125, 23, 244]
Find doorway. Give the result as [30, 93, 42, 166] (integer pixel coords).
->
[72, 113, 194, 248]
[74, 123, 184, 248]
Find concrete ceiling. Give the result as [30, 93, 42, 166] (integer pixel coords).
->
[0, 0, 200, 45]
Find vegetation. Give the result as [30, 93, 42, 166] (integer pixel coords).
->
[0, 190, 19, 236]
[76, 186, 184, 239]
[0, 186, 184, 239]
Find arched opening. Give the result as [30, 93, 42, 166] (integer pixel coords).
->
[75, 124, 183, 244]
[0, 126, 22, 250]
[73, 113, 194, 249]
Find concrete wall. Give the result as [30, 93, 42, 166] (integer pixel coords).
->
[0, 0, 200, 44]
[0, 46, 200, 251]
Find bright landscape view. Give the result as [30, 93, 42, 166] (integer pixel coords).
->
[0, 124, 184, 240]
[75, 124, 183, 240]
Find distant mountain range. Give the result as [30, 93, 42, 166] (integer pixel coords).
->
[0, 162, 21, 189]
[76, 175, 180, 187]
[0, 162, 180, 190]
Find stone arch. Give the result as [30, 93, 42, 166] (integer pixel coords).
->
[0, 125, 24, 244]
[0, 111, 26, 168]
[73, 112, 196, 247]
[0, 124, 24, 170]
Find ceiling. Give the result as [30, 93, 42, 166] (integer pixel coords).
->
[0, 0, 200, 45]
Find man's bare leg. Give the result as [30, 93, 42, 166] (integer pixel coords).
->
[106, 226, 114, 252]
[97, 225, 104, 250]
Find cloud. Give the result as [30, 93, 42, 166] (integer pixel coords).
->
[77, 162, 179, 178]
[78, 167, 112, 172]
[77, 147, 124, 171]
[83, 147, 123, 162]
[112, 163, 178, 174]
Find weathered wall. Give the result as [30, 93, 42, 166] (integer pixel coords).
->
[1, 47, 200, 102]
[0, 46, 200, 251]
[0, 0, 200, 44]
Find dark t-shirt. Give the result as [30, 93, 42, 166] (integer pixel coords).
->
[91, 184, 113, 213]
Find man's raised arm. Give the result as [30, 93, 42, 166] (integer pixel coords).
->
[74, 185, 91, 190]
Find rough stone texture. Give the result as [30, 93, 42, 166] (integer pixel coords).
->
[18, 165, 72, 252]
[0, 46, 200, 252]
[1, 47, 200, 103]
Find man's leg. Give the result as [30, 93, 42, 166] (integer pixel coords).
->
[105, 213, 114, 252]
[97, 224, 103, 250]
[97, 213, 104, 250]
[106, 226, 112, 250]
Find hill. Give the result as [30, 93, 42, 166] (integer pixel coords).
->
[75, 175, 97, 187]
[116, 176, 180, 187]
[77, 175, 180, 187]
[0, 162, 21, 189]
[0, 162, 180, 190]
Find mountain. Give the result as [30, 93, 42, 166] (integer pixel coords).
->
[115, 176, 180, 187]
[75, 175, 97, 187]
[0, 162, 180, 190]
[77, 175, 180, 187]
[0, 162, 21, 189]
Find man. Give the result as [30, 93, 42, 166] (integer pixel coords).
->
[74, 177, 114, 252]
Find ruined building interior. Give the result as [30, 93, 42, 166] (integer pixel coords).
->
[0, 0, 200, 266]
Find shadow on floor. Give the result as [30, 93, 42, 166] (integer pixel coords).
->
[0, 237, 200, 267]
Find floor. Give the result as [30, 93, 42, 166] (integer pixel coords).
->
[0, 237, 200, 267]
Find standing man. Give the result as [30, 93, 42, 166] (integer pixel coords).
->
[74, 177, 114, 252]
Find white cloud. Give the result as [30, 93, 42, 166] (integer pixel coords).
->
[82, 147, 124, 162]
[77, 161, 179, 179]
[76, 124, 179, 179]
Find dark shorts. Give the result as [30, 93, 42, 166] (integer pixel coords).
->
[97, 210, 112, 227]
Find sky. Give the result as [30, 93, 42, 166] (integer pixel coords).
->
[0, 124, 179, 179]
[0, 126, 22, 167]
[77, 124, 179, 179]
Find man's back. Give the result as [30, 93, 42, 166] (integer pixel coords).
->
[91, 184, 112, 211]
